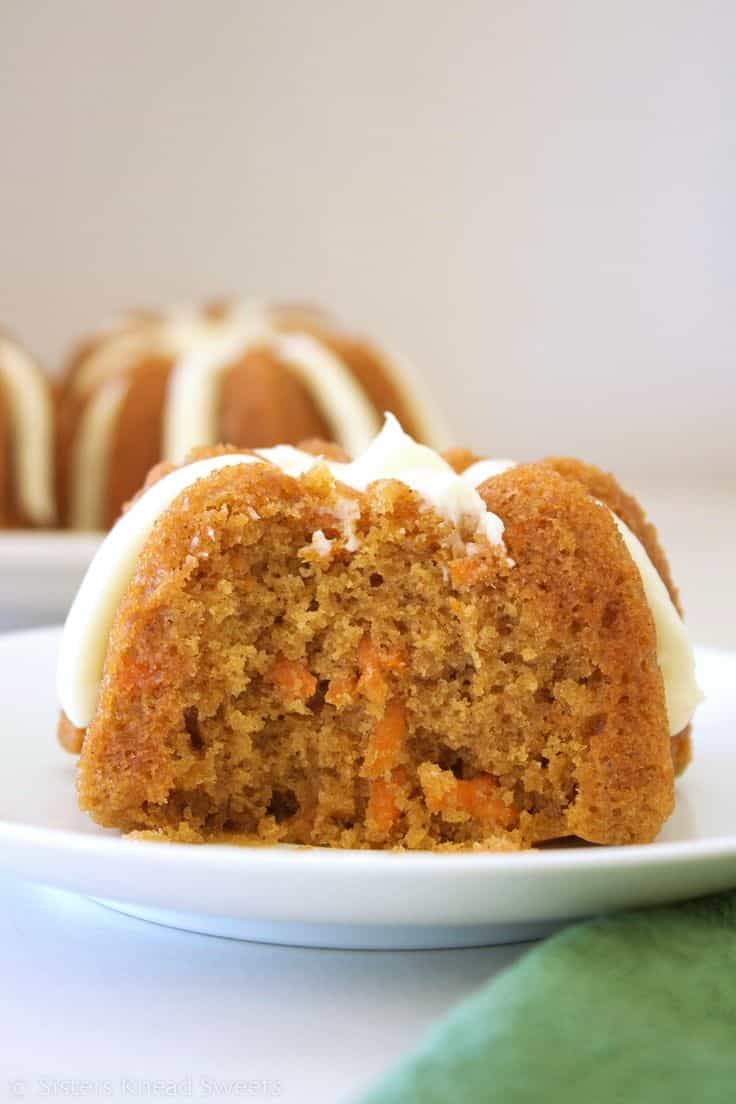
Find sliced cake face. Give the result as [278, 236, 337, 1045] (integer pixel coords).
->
[59, 302, 445, 530]
[58, 419, 699, 850]
[0, 331, 56, 528]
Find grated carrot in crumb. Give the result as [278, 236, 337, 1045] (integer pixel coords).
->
[455, 776, 518, 828]
[357, 635, 406, 706]
[423, 767, 518, 829]
[266, 657, 317, 700]
[324, 674, 358, 707]
[365, 700, 407, 778]
[448, 556, 492, 587]
[366, 778, 400, 833]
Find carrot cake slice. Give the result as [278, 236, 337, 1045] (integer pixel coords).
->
[57, 417, 699, 849]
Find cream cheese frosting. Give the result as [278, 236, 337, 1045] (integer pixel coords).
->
[58, 416, 506, 727]
[69, 311, 224, 529]
[330, 413, 505, 544]
[163, 328, 383, 464]
[69, 377, 130, 530]
[610, 514, 701, 736]
[0, 336, 56, 525]
[365, 341, 451, 450]
[162, 323, 271, 463]
[71, 314, 206, 398]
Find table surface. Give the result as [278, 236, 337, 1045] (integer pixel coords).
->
[2, 489, 734, 1104]
[0, 874, 527, 1103]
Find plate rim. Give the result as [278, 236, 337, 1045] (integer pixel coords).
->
[3, 816, 736, 877]
[1, 627, 735, 880]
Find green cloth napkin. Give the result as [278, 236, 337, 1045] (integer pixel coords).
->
[360, 892, 736, 1104]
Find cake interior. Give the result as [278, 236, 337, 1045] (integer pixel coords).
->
[79, 460, 673, 849]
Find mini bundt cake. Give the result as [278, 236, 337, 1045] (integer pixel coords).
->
[0, 330, 56, 528]
[57, 302, 444, 531]
[57, 417, 699, 850]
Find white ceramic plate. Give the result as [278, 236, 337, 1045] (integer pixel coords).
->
[0, 533, 101, 630]
[0, 626, 734, 948]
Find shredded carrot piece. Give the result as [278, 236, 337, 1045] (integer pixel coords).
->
[455, 776, 518, 828]
[366, 701, 407, 778]
[357, 635, 388, 705]
[266, 657, 317, 700]
[367, 779, 400, 833]
[377, 647, 406, 672]
[357, 635, 406, 706]
[448, 556, 492, 586]
[324, 674, 358, 707]
[424, 769, 518, 828]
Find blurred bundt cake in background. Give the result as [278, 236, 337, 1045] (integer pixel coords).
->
[0, 330, 56, 528]
[57, 301, 445, 530]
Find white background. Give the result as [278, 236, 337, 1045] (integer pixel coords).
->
[0, 5, 734, 1102]
[0, 873, 534, 1102]
[1, 0, 734, 485]
[0, 874, 525, 1102]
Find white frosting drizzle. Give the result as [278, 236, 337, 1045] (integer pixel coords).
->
[69, 377, 130, 530]
[372, 342, 451, 450]
[162, 322, 272, 463]
[58, 416, 506, 727]
[59, 453, 263, 728]
[273, 333, 383, 456]
[163, 329, 382, 463]
[330, 413, 505, 544]
[610, 515, 701, 737]
[69, 314, 220, 529]
[0, 336, 56, 525]
[69, 303, 435, 529]
[72, 319, 200, 398]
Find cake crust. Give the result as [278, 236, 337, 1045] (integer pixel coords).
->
[218, 349, 332, 448]
[477, 464, 674, 844]
[537, 457, 691, 774]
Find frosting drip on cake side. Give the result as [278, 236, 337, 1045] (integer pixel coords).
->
[163, 326, 382, 464]
[0, 336, 56, 525]
[71, 312, 209, 398]
[58, 416, 507, 727]
[162, 323, 271, 462]
[69, 377, 130, 530]
[610, 515, 701, 737]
